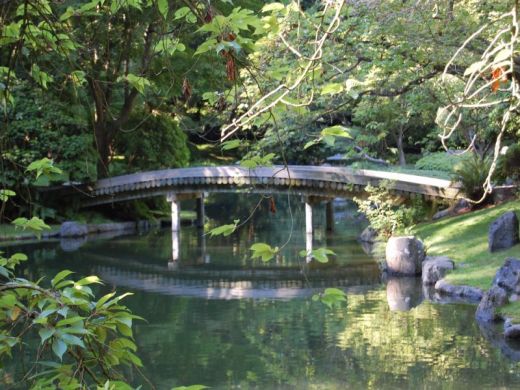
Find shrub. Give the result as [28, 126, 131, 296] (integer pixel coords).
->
[415, 152, 466, 173]
[354, 182, 420, 238]
[452, 154, 491, 201]
[113, 110, 190, 174]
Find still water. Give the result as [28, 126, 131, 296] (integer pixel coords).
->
[5, 195, 520, 389]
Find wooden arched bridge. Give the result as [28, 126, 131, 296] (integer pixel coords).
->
[76, 165, 459, 207]
[54, 165, 460, 261]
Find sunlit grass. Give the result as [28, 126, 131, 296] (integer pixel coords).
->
[414, 200, 520, 319]
[414, 200, 520, 290]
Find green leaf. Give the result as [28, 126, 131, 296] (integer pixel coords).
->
[157, 0, 168, 18]
[313, 287, 347, 309]
[30, 64, 53, 89]
[320, 125, 353, 139]
[51, 270, 74, 288]
[12, 217, 50, 238]
[262, 2, 284, 12]
[250, 243, 278, 262]
[56, 316, 84, 327]
[117, 73, 151, 95]
[221, 139, 241, 150]
[75, 275, 102, 286]
[208, 221, 238, 237]
[60, 333, 85, 348]
[96, 292, 116, 309]
[38, 328, 55, 344]
[26, 158, 63, 180]
[8, 253, 27, 265]
[174, 6, 191, 20]
[299, 248, 335, 263]
[52, 338, 67, 360]
[303, 139, 319, 150]
[0, 189, 15, 202]
[194, 39, 218, 55]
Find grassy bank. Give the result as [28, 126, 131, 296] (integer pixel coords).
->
[414, 200, 520, 290]
[413, 200, 520, 319]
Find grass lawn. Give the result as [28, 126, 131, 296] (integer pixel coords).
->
[413, 200, 520, 319]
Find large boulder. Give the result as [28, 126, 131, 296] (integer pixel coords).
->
[475, 258, 520, 325]
[59, 221, 88, 238]
[422, 256, 454, 285]
[492, 258, 520, 294]
[359, 226, 378, 243]
[385, 236, 426, 276]
[489, 211, 519, 252]
[434, 279, 483, 302]
[432, 199, 471, 221]
[476, 286, 508, 322]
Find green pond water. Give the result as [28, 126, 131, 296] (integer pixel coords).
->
[3, 195, 520, 389]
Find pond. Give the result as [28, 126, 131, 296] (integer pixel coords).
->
[4, 194, 520, 389]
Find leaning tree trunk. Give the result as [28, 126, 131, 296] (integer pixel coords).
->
[397, 126, 406, 166]
[94, 121, 111, 179]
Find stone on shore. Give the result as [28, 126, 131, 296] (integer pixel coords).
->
[432, 199, 471, 221]
[422, 256, 454, 285]
[489, 211, 519, 252]
[434, 279, 483, 302]
[60, 221, 88, 237]
[385, 236, 426, 276]
[476, 286, 508, 322]
[359, 226, 378, 243]
[492, 258, 520, 294]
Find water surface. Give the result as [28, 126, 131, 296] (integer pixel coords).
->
[4, 195, 520, 389]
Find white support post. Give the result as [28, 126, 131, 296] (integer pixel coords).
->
[305, 232, 313, 263]
[305, 198, 313, 263]
[305, 200, 313, 235]
[167, 193, 180, 232]
[171, 229, 179, 261]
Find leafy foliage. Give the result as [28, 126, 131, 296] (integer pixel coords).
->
[312, 288, 347, 309]
[354, 182, 419, 238]
[415, 152, 467, 173]
[112, 110, 190, 174]
[299, 248, 335, 263]
[452, 154, 492, 201]
[250, 242, 279, 262]
[1, 83, 96, 185]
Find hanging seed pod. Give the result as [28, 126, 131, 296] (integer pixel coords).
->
[225, 53, 236, 81]
[182, 77, 192, 100]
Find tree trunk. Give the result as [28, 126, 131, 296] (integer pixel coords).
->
[397, 127, 406, 166]
[94, 121, 111, 179]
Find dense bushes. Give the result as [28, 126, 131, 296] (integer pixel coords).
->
[1, 84, 96, 185]
[415, 152, 466, 173]
[112, 110, 190, 175]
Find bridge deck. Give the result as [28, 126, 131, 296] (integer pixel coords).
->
[66, 165, 460, 206]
